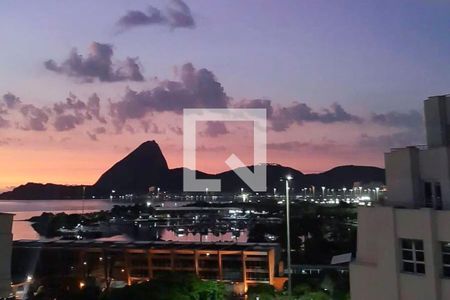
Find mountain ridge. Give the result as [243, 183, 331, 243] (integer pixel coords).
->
[0, 141, 385, 199]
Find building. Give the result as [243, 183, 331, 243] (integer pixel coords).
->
[12, 240, 287, 293]
[350, 94, 450, 300]
[0, 213, 13, 299]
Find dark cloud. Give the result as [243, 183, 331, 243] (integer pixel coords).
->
[19, 104, 50, 131]
[54, 114, 84, 131]
[360, 130, 425, 150]
[371, 110, 423, 129]
[108, 63, 362, 133]
[170, 126, 183, 135]
[271, 102, 362, 131]
[234, 99, 274, 117]
[110, 63, 228, 127]
[0, 92, 108, 132]
[166, 0, 195, 28]
[201, 121, 229, 137]
[362, 109, 425, 151]
[117, 6, 166, 30]
[3, 93, 21, 109]
[141, 120, 164, 134]
[52, 93, 107, 131]
[116, 0, 195, 32]
[87, 93, 107, 123]
[87, 127, 107, 141]
[44, 42, 144, 83]
[0, 116, 9, 128]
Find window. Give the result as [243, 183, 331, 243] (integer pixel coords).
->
[401, 239, 425, 274]
[423, 181, 442, 209]
[424, 182, 433, 208]
[435, 183, 442, 210]
[442, 242, 450, 277]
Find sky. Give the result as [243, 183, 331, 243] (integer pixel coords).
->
[0, 0, 450, 191]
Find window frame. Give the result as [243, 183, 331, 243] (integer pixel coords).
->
[441, 242, 450, 278]
[400, 239, 425, 275]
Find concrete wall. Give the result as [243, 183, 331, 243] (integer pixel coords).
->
[350, 207, 450, 300]
[385, 147, 421, 208]
[425, 96, 450, 148]
[385, 146, 450, 209]
[0, 213, 13, 298]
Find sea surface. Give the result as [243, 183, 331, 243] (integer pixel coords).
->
[0, 199, 248, 242]
[0, 199, 116, 240]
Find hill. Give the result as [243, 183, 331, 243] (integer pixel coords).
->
[0, 141, 385, 199]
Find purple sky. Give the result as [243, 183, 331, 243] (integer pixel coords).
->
[0, 0, 449, 191]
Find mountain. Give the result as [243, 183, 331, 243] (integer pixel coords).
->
[0, 183, 85, 200]
[0, 141, 385, 199]
[92, 140, 169, 195]
[306, 165, 385, 188]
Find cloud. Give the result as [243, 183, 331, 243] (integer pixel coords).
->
[108, 63, 362, 133]
[141, 120, 164, 134]
[197, 145, 227, 152]
[117, 6, 166, 30]
[271, 102, 362, 131]
[116, 0, 195, 32]
[362, 109, 425, 151]
[0, 116, 9, 128]
[87, 126, 107, 141]
[201, 121, 229, 137]
[234, 99, 274, 117]
[3, 93, 21, 109]
[0, 91, 108, 133]
[359, 130, 425, 150]
[110, 63, 228, 127]
[19, 104, 50, 131]
[0, 137, 20, 146]
[267, 140, 339, 153]
[54, 114, 84, 131]
[51, 93, 107, 131]
[371, 110, 423, 129]
[44, 42, 144, 83]
[166, 0, 195, 28]
[86, 93, 107, 123]
[170, 126, 183, 135]
[267, 141, 309, 151]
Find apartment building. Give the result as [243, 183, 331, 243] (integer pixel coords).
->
[350, 95, 450, 300]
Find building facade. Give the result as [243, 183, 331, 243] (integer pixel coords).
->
[12, 240, 287, 293]
[350, 95, 450, 300]
[0, 213, 13, 299]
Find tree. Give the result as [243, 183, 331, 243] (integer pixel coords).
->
[247, 284, 276, 300]
[102, 272, 227, 300]
[298, 291, 331, 300]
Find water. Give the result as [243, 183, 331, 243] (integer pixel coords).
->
[0, 199, 115, 240]
[0, 200, 248, 242]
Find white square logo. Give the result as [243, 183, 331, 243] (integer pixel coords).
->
[183, 108, 267, 192]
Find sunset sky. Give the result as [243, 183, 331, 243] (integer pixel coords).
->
[1, 0, 450, 192]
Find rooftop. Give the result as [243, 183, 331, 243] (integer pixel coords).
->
[13, 239, 279, 252]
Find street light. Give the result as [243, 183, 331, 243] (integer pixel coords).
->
[285, 175, 293, 299]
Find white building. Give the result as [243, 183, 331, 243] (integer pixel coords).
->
[350, 95, 450, 300]
[0, 213, 13, 299]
